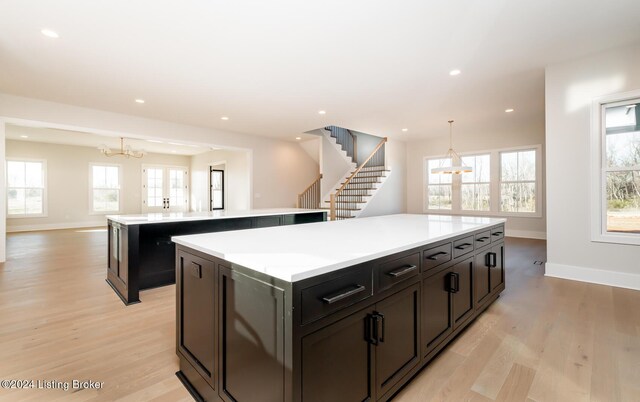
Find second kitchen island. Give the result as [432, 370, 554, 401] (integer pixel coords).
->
[106, 208, 326, 305]
[172, 214, 506, 402]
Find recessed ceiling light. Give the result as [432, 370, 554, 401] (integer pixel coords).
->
[505, 108, 514, 113]
[135, 99, 145, 104]
[41, 29, 59, 39]
[401, 128, 408, 132]
[449, 69, 461, 76]
[146, 139, 164, 143]
[221, 116, 229, 121]
[318, 110, 326, 115]
[20, 135, 29, 138]
[295, 137, 301, 140]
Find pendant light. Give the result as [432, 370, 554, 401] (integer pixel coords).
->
[98, 137, 145, 159]
[431, 120, 472, 174]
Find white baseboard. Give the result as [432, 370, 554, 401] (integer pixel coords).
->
[545, 262, 640, 291]
[505, 229, 547, 240]
[7, 221, 107, 233]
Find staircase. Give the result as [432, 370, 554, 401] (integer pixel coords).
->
[297, 127, 389, 220]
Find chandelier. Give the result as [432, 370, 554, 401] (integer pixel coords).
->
[98, 137, 145, 159]
[431, 120, 472, 174]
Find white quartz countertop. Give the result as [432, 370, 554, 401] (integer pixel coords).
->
[106, 208, 325, 226]
[172, 214, 506, 282]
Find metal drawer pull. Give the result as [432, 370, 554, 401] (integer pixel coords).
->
[322, 285, 366, 304]
[387, 264, 417, 277]
[426, 251, 449, 260]
[476, 236, 490, 242]
[455, 243, 472, 250]
[492, 231, 503, 236]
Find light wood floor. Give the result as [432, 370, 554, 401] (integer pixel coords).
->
[0, 229, 638, 401]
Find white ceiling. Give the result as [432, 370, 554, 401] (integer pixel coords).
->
[1, 1, 639, 141]
[5, 124, 213, 156]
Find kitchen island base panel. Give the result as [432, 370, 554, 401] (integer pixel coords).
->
[175, 219, 506, 402]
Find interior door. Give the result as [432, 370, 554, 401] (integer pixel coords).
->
[142, 166, 189, 213]
[210, 168, 224, 210]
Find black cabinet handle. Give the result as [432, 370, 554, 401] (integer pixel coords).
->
[492, 231, 503, 236]
[485, 252, 497, 268]
[190, 262, 202, 279]
[476, 236, 490, 242]
[367, 314, 380, 345]
[454, 243, 472, 250]
[448, 272, 459, 293]
[377, 313, 385, 343]
[322, 285, 366, 304]
[426, 251, 449, 261]
[387, 264, 417, 277]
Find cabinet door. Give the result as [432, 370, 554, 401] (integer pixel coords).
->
[490, 244, 505, 294]
[219, 267, 285, 402]
[474, 251, 491, 308]
[177, 251, 216, 389]
[302, 308, 373, 402]
[422, 267, 453, 357]
[375, 282, 420, 398]
[452, 258, 474, 329]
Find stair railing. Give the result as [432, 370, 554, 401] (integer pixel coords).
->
[325, 126, 358, 164]
[297, 174, 323, 209]
[330, 137, 387, 220]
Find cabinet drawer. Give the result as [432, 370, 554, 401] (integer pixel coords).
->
[452, 235, 474, 259]
[475, 231, 491, 248]
[377, 252, 420, 292]
[491, 226, 505, 242]
[301, 268, 373, 325]
[422, 243, 452, 272]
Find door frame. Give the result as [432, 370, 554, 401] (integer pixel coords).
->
[141, 164, 190, 213]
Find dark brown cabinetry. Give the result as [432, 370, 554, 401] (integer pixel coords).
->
[107, 211, 326, 305]
[176, 223, 505, 402]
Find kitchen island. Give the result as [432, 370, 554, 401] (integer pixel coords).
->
[106, 208, 326, 305]
[172, 214, 506, 402]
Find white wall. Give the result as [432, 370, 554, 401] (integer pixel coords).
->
[190, 149, 251, 211]
[405, 120, 547, 238]
[0, 94, 320, 256]
[5, 139, 191, 231]
[0, 122, 5, 260]
[545, 43, 640, 290]
[359, 139, 407, 217]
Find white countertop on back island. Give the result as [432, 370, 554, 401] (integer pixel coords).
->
[172, 214, 506, 282]
[106, 208, 326, 226]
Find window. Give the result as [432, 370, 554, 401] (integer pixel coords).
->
[7, 159, 46, 217]
[500, 150, 536, 213]
[591, 92, 640, 244]
[426, 158, 452, 210]
[91, 164, 121, 213]
[146, 167, 164, 208]
[423, 146, 541, 217]
[461, 154, 490, 211]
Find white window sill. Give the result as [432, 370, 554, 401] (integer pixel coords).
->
[592, 232, 640, 246]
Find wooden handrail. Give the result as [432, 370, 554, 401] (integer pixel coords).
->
[297, 174, 322, 208]
[330, 137, 387, 220]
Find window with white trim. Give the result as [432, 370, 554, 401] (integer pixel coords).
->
[593, 96, 640, 242]
[499, 149, 536, 213]
[426, 158, 452, 210]
[7, 159, 46, 217]
[424, 146, 541, 217]
[461, 154, 491, 211]
[90, 164, 121, 213]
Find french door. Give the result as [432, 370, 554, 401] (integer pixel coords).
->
[142, 165, 189, 212]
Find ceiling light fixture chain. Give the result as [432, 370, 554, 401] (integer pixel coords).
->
[98, 137, 145, 159]
[431, 120, 472, 175]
